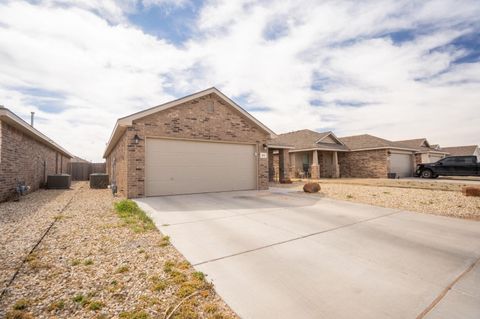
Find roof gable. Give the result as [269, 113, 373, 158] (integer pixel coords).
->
[271, 129, 349, 151]
[315, 132, 345, 146]
[104, 87, 275, 157]
[339, 134, 417, 151]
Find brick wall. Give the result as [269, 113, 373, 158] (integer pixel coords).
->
[106, 131, 128, 196]
[338, 149, 388, 178]
[0, 121, 70, 202]
[106, 93, 270, 198]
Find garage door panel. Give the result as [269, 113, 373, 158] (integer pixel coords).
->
[389, 153, 413, 177]
[428, 155, 443, 163]
[146, 139, 256, 196]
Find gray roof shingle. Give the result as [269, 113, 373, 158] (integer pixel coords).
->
[339, 134, 415, 151]
[270, 129, 349, 151]
[440, 145, 478, 156]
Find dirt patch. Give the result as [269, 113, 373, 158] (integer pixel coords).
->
[0, 182, 237, 318]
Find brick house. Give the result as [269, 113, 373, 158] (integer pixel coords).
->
[0, 106, 72, 202]
[270, 130, 418, 179]
[394, 138, 449, 165]
[103, 87, 275, 198]
[440, 145, 480, 160]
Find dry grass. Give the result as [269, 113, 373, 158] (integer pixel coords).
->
[0, 182, 236, 318]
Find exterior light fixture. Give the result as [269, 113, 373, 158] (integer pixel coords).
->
[133, 134, 142, 144]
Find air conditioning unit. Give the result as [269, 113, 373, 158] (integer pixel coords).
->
[47, 174, 71, 189]
[90, 173, 109, 189]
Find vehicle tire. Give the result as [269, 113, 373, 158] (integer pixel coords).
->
[421, 169, 433, 178]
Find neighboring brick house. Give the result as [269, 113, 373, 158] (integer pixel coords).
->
[394, 138, 448, 165]
[0, 106, 72, 202]
[441, 145, 480, 160]
[267, 130, 348, 179]
[103, 87, 275, 198]
[270, 130, 418, 179]
[339, 134, 417, 178]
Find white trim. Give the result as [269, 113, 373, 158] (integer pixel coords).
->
[288, 147, 349, 153]
[314, 131, 346, 146]
[267, 144, 295, 149]
[349, 147, 417, 152]
[0, 107, 73, 158]
[104, 87, 276, 158]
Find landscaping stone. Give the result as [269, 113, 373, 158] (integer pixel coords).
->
[0, 181, 237, 318]
[462, 186, 480, 197]
[303, 182, 321, 193]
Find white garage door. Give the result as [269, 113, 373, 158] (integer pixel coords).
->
[428, 154, 444, 163]
[389, 153, 413, 177]
[146, 138, 257, 196]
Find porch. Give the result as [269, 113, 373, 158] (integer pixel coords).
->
[268, 148, 341, 181]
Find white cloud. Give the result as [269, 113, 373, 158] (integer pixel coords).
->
[0, 0, 479, 161]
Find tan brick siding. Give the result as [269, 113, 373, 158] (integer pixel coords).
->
[0, 121, 70, 202]
[106, 93, 270, 198]
[106, 131, 128, 196]
[338, 149, 388, 178]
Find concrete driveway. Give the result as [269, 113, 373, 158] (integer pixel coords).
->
[136, 189, 480, 319]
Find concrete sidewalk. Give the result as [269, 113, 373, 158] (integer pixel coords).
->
[136, 189, 480, 319]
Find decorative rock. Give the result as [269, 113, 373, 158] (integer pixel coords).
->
[280, 178, 293, 184]
[462, 186, 480, 197]
[303, 182, 321, 193]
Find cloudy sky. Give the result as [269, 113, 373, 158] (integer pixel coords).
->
[0, 0, 479, 161]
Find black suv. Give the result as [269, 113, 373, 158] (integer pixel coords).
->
[415, 156, 480, 178]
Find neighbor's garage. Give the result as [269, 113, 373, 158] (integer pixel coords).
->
[389, 152, 413, 177]
[428, 154, 444, 163]
[146, 138, 257, 196]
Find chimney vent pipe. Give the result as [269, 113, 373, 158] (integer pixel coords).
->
[31, 112, 35, 127]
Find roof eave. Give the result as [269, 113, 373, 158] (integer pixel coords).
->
[349, 147, 417, 152]
[103, 121, 128, 158]
[289, 147, 350, 153]
[118, 87, 276, 136]
[0, 108, 73, 158]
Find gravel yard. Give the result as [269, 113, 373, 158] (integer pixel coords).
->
[0, 182, 236, 319]
[277, 181, 480, 220]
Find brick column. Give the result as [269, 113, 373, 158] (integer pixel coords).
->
[279, 149, 291, 181]
[332, 151, 340, 178]
[290, 152, 296, 178]
[268, 148, 275, 182]
[310, 150, 320, 179]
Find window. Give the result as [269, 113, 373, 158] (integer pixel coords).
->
[441, 157, 474, 165]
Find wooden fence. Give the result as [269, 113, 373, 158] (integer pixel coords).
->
[68, 162, 107, 181]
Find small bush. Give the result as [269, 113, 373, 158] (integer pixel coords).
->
[84, 259, 94, 266]
[192, 271, 205, 281]
[72, 294, 89, 306]
[13, 299, 29, 310]
[71, 259, 81, 266]
[116, 266, 129, 273]
[88, 301, 104, 311]
[159, 236, 170, 247]
[114, 200, 155, 233]
[5, 310, 33, 319]
[150, 276, 167, 292]
[163, 260, 175, 273]
[48, 300, 65, 311]
[119, 310, 150, 319]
